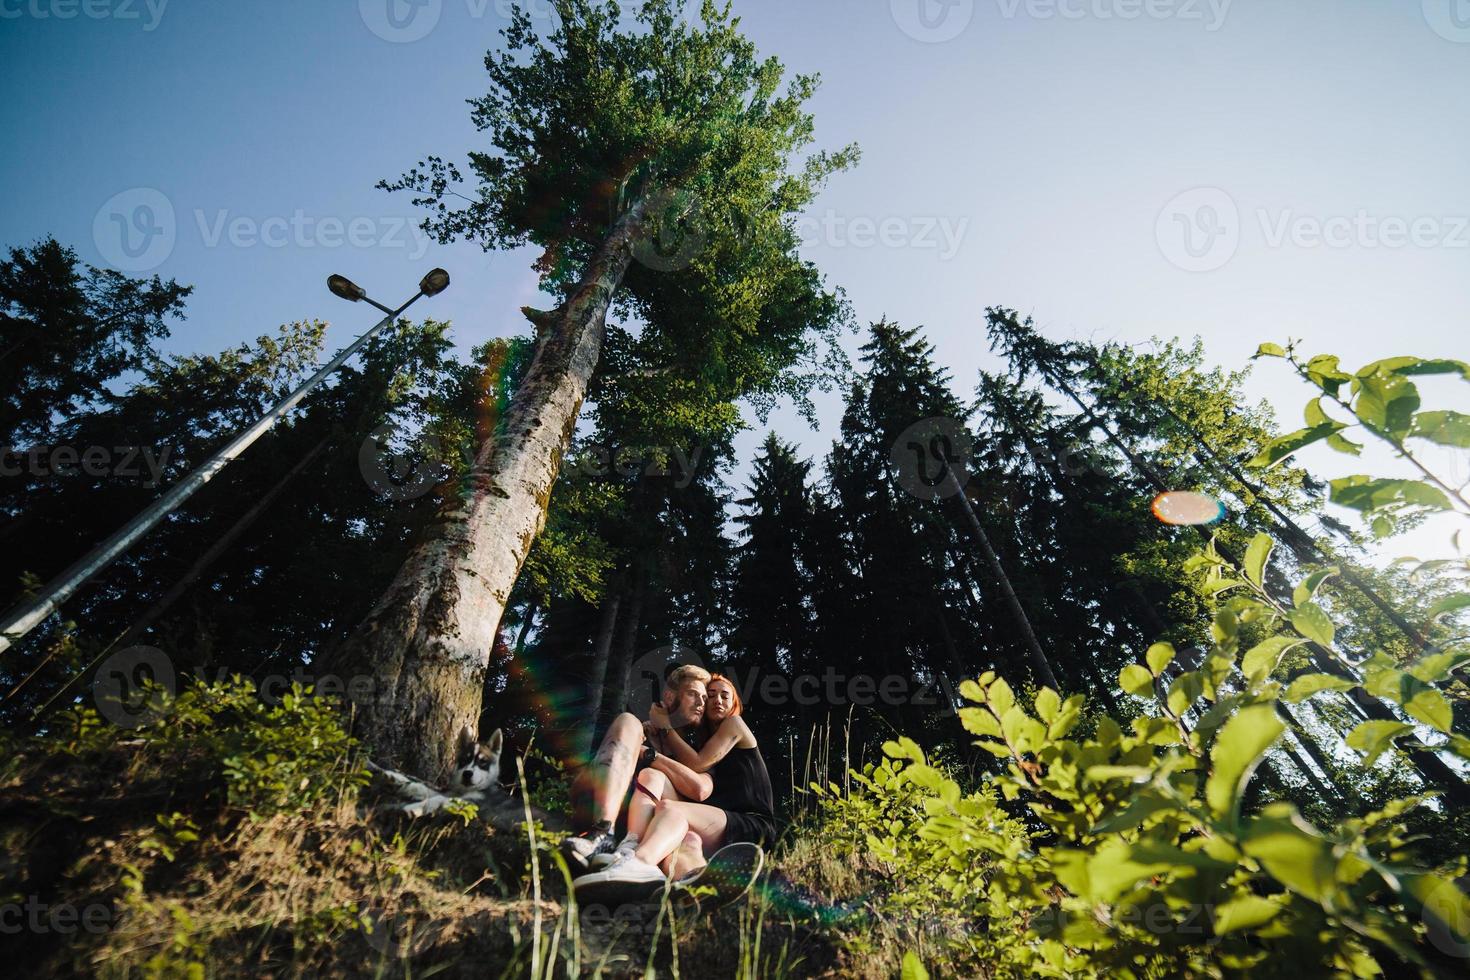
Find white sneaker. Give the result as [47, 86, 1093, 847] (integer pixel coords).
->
[588, 833, 640, 870]
[573, 853, 667, 903]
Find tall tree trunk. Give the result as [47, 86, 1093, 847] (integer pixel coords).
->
[579, 587, 621, 759]
[945, 469, 1060, 690]
[599, 564, 646, 733]
[324, 197, 651, 779]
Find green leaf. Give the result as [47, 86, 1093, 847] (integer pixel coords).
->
[1410, 410, 1470, 448]
[1033, 687, 1060, 724]
[1167, 671, 1205, 716]
[1406, 874, 1470, 955]
[1426, 593, 1470, 622]
[1242, 636, 1305, 682]
[1119, 664, 1155, 697]
[958, 706, 1001, 738]
[1292, 567, 1337, 607]
[1248, 423, 1344, 468]
[1213, 894, 1283, 934]
[1241, 806, 1337, 902]
[1206, 704, 1284, 822]
[1284, 673, 1357, 702]
[1303, 397, 1333, 427]
[1406, 649, 1470, 684]
[1330, 475, 1452, 515]
[1353, 371, 1420, 438]
[1085, 764, 1154, 782]
[1325, 431, 1363, 456]
[1362, 356, 1470, 381]
[1145, 642, 1175, 675]
[975, 739, 1011, 758]
[957, 679, 985, 703]
[1346, 720, 1414, 766]
[1091, 793, 1179, 833]
[988, 678, 1015, 715]
[900, 951, 929, 980]
[1255, 342, 1287, 358]
[1288, 602, 1335, 648]
[1304, 354, 1353, 395]
[1404, 688, 1454, 734]
[1243, 533, 1273, 588]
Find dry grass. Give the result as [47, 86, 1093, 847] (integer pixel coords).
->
[0, 734, 865, 979]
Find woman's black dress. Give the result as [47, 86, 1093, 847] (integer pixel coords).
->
[703, 745, 777, 846]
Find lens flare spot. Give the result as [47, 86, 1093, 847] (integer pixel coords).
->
[1151, 491, 1225, 526]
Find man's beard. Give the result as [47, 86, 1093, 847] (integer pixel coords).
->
[668, 704, 702, 729]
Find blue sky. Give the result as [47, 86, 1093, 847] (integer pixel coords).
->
[2, 0, 1466, 556]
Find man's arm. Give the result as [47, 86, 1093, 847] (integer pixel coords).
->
[649, 751, 713, 801]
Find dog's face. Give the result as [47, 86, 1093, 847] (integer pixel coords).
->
[455, 725, 502, 792]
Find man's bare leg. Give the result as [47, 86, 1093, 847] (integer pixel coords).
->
[570, 712, 643, 831]
[561, 713, 646, 875]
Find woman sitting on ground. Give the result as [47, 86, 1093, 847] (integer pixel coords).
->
[573, 674, 776, 890]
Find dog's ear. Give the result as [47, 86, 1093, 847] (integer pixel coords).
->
[458, 724, 478, 756]
[486, 728, 503, 755]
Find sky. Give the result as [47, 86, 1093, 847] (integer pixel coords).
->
[2, 0, 1466, 559]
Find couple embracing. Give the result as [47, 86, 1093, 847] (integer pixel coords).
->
[560, 665, 775, 900]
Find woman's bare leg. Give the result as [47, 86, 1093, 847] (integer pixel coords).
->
[634, 800, 728, 869]
[664, 831, 706, 879]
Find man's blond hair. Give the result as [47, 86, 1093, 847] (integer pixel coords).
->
[665, 663, 711, 694]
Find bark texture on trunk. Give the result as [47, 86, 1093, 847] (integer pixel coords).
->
[326, 199, 649, 780]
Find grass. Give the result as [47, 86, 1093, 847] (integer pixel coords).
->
[0, 705, 896, 978]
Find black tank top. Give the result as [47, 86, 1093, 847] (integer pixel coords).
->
[703, 745, 775, 820]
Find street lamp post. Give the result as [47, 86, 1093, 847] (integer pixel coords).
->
[0, 269, 450, 654]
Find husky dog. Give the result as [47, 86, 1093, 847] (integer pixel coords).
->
[368, 726, 504, 817]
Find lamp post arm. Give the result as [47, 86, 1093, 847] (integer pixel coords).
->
[0, 289, 425, 654]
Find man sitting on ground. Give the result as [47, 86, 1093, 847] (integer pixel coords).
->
[559, 664, 712, 875]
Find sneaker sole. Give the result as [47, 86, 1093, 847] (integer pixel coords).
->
[573, 875, 667, 911]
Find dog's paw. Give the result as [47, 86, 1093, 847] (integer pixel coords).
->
[400, 797, 446, 818]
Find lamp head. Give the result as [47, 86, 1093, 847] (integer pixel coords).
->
[419, 268, 450, 297]
[327, 274, 366, 302]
